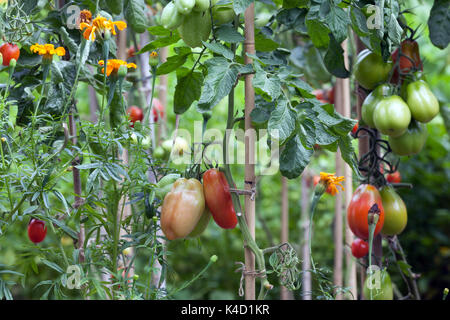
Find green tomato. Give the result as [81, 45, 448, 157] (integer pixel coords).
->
[188, 208, 211, 238]
[193, 0, 210, 12]
[354, 49, 393, 90]
[361, 84, 392, 128]
[161, 2, 184, 30]
[380, 186, 407, 236]
[363, 269, 393, 300]
[155, 173, 181, 200]
[388, 120, 427, 156]
[406, 80, 440, 123]
[175, 0, 196, 15]
[373, 95, 411, 137]
[153, 146, 167, 160]
[212, 0, 236, 25]
[178, 10, 212, 48]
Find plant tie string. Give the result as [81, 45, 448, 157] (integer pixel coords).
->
[234, 262, 266, 297]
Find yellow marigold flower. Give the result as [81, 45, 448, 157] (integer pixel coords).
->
[79, 9, 93, 25]
[80, 15, 127, 41]
[98, 59, 137, 76]
[319, 172, 345, 196]
[30, 44, 66, 60]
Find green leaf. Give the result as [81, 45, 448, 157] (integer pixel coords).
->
[174, 71, 204, 114]
[268, 99, 296, 144]
[350, 6, 370, 37]
[255, 32, 280, 52]
[124, 0, 148, 33]
[280, 134, 314, 179]
[327, 5, 350, 43]
[156, 48, 192, 75]
[59, 27, 78, 54]
[428, 0, 450, 49]
[197, 57, 241, 111]
[287, 78, 314, 98]
[47, 216, 79, 239]
[252, 62, 282, 100]
[338, 135, 360, 176]
[215, 25, 245, 43]
[148, 26, 172, 37]
[283, 0, 308, 9]
[138, 33, 181, 53]
[305, 6, 330, 48]
[386, 13, 402, 45]
[202, 41, 234, 60]
[41, 260, 64, 274]
[324, 34, 350, 78]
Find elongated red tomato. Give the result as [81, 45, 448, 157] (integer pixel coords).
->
[28, 218, 47, 244]
[0, 43, 20, 66]
[351, 238, 369, 258]
[347, 184, 385, 240]
[202, 168, 238, 229]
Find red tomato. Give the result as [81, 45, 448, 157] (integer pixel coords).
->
[390, 39, 423, 84]
[0, 43, 20, 66]
[351, 238, 369, 258]
[351, 122, 359, 136]
[347, 184, 385, 240]
[28, 218, 47, 244]
[386, 171, 401, 183]
[127, 106, 144, 127]
[151, 98, 165, 122]
[202, 168, 238, 229]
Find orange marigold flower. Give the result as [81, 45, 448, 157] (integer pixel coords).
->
[319, 172, 345, 196]
[79, 9, 93, 25]
[98, 59, 137, 76]
[30, 44, 66, 60]
[80, 15, 127, 41]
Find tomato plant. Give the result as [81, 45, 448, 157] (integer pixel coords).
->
[351, 238, 369, 259]
[27, 218, 47, 244]
[379, 186, 408, 236]
[386, 171, 401, 183]
[0, 43, 20, 66]
[347, 184, 385, 240]
[202, 168, 238, 229]
[127, 106, 144, 126]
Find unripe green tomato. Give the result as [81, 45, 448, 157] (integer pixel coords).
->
[406, 80, 440, 123]
[162, 139, 174, 153]
[373, 95, 411, 137]
[363, 269, 393, 300]
[379, 186, 407, 236]
[361, 84, 391, 128]
[175, 0, 196, 15]
[388, 120, 427, 156]
[161, 2, 184, 30]
[193, 0, 210, 12]
[178, 10, 212, 48]
[212, 0, 236, 25]
[188, 208, 211, 238]
[354, 49, 393, 90]
[153, 146, 167, 160]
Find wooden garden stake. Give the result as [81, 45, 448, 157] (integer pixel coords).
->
[280, 176, 292, 300]
[300, 171, 311, 300]
[244, 3, 256, 300]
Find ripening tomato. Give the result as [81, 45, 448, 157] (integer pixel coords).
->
[390, 39, 423, 83]
[373, 95, 411, 137]
[127, 106, 144, 127]
[386, 171, 401, 183]
[327, 86, 335, 104]
[161, 178, 206, 240]
[151, 98, 165, 122]
[379, 186, 407, 236]
[28, 218, 47, 244]
[361, 84, 391, 128]
[351, 238, 369, 258]
[0, 43, 20, 66]
[347, 184, 385, 240]
[203, 168, 238, 229]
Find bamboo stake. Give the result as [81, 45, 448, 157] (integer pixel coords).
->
[341, 38, 357, 300]
[280, 176, 292, 300]
[244, 3, 256, 300]
[300, 171, 311, 300]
